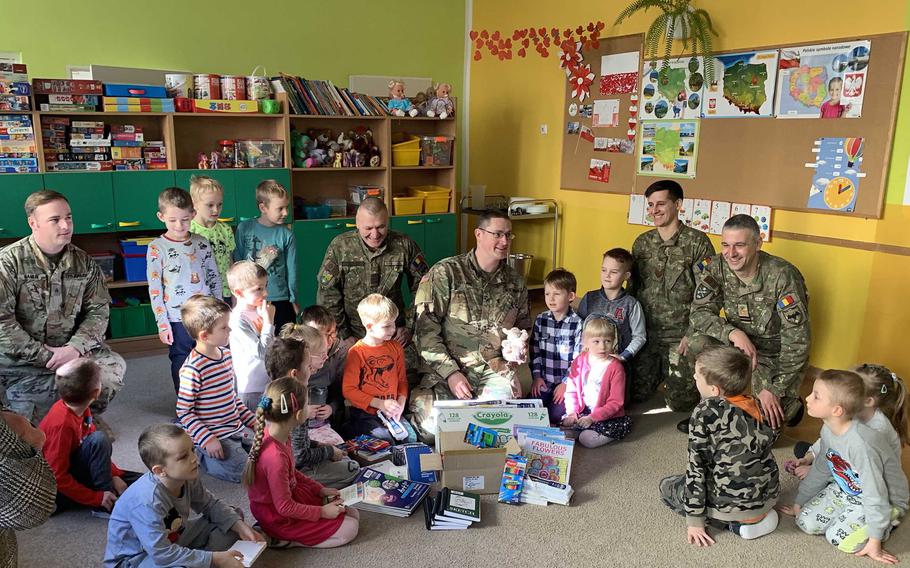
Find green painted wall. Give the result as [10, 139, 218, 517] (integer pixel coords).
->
[0, 0, 465, 99]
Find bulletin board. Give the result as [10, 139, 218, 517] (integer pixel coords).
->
[560, 31, 908, 219]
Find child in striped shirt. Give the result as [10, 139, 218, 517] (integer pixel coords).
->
[176, 295, 256, 483]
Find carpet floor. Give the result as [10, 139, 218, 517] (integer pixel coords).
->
[17, 352, 910, 568]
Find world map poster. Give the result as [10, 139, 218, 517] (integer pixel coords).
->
[775, 41, 870, 119]
[640, 57, 705, 120]
[703, 50, 779, 118]
[637, 119, 699, 178]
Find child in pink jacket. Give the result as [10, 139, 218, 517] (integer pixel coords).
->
[561, 316, 633, 448]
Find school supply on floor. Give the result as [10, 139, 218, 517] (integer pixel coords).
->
[464, 422, 500, 448]
[337, 435, 392, 459]
[346, 467, 430, 517]
[518, 432, 576, 505]
[423, 494, 468, 530]
[437, 488, 481, 523]
[391, 442, 438, 483]
[498, 454, 528, 505]
[227, 540, 267, 567]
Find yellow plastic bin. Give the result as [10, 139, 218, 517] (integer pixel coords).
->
[408, 185, 451, 213]
[392, 134, 421, 167]
[393, 196, 424, 215]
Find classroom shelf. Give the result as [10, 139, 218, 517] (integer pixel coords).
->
[107, 280, 148, 289]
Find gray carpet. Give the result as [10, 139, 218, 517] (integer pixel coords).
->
[17, 353, 909, 567]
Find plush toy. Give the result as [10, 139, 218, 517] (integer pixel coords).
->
[426, 82, 455, 119]
[387, 80, 419, 117]
[500, 327, 529, 364]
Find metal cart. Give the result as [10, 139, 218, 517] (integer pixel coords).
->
[459, 194, 559, 290]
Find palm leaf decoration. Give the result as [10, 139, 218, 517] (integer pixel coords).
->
[614, 0, 718, 82]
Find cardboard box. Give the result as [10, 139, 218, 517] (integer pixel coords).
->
[434, 404, 550, 445]
[420, 431, 521, 495]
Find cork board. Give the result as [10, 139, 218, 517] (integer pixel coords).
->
[560, 31, 908, 219]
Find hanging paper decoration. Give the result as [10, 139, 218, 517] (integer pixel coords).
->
[470, 21, 604, 62]
[558, 42, 583, 76]
[569, 63, 595, 102]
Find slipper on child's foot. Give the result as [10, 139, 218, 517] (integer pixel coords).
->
[268, 537, 303, 549]
[730, 509, 779, 540]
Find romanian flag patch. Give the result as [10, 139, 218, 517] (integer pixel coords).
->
[695, 257, 712, 272]
[777, 295, 796, 309]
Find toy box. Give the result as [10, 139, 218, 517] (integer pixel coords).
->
[234, 139, 283, 168]
[32, 79, 103, 95]
[103, 84, 167, 98]
[192, 99, 259, 114]
[420, 136, 454, 166]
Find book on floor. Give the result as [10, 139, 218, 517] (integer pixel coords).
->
[522, 433, 575, 489]
[437, 487, 481, 523]
[227, 540, 266, 567]
[424, 494, 470, 530]
[349, 467, 430, 517]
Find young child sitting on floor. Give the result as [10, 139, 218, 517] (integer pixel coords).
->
[660, 346, 780, 545]
[530, 268, 583, 425]
[561, 317, 632, 448]
[265, 336, 360, 489]
[227, 261, 276, 411]
[299, 305, 354, 446]
[40, 359, 140, 516]
[244, 377, 360, 548]
[103, 424, 263, 568]
[789, 363, 906, 480]
[780, 369, 908, 564]
[175, 295, 256, 483]
[342, 294, 408, 441]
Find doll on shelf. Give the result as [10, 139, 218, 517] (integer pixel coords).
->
[386, 80, 419, 117]
[197, 152, 209, 169]
[426, 82, 455, 119]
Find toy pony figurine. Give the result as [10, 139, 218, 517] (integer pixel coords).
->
[426, 82, 455, 119]
[386, 80, 419, 117]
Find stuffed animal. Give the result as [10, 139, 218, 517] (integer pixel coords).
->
[427, 82, 455, 119]
[500, 327, 529, 364]
[386, 80, 419, 117]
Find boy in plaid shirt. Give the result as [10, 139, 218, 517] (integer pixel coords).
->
[530, 269, 583, 424]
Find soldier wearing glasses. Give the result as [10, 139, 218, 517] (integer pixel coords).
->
[408, 210, 531, 441]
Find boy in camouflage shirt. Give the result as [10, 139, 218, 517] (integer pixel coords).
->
[660, 346, 780, 545]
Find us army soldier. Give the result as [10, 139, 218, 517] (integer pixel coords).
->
[686, 214, 810, 431]
[316, 197, 428, 342]
[0, 191, 125, 421]
[629, 180, 714, 412]
[409, 210, 531, 442]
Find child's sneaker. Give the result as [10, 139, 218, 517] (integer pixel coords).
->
[729, 509, 778, 540]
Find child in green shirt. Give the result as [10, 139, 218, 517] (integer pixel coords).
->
[190, 175, 235, 301]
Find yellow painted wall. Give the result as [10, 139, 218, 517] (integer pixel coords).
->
[469, 0, 910, 376]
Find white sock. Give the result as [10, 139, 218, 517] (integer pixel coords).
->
[578, 430, 614, 448]
[736, 509, 779, 540]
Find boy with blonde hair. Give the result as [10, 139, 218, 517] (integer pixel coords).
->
[39, 359, 140, 515]
[176, 295, 256, 483]
[660, 346, 780, 545]
[342, 294, 408, 441]
[190, 176, 235, 301]
[148, 187, 222, 391]
[234, 180, 297, 332]
[104, 423, 263, 567]
[227, 261, 275, 411]
[780, 370, 909, 563]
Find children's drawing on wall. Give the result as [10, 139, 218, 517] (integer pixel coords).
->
[592, 99, 620, 127]
[805, 137, 865, 212]
[775, 41, 870, 118]
[640, 57, 705, 120]
[703, 50, 779, 118]
[588, 159, 611, 183]
[637, 119, 699, 178]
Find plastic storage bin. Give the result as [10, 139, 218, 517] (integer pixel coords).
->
[304, 205, 332, 219]
[408, 185, 451, 213]
[349, 185, 384, 204]
[90, 253, 116, 282]
[109, 304, 156, 339]
[420, 136, 454, 166]
[391, 134, 421, 167]
[119, 239, 151, 282]
[234, 139, 284, 168]
[393, 196, 424, 215]
[324, 199, 348, 217]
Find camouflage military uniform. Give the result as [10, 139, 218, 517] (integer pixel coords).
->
[659, 396, 780, 527]
[0, 237, 125, 421]
[629, 224, 714, 410]
[316, 230, 428, 340]
[408, 250, 530, 441]
[688, 251, 810, 421]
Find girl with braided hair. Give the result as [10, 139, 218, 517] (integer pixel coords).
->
[243, 378, 360, 548]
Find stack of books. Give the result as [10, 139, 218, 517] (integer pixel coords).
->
[0, 114, 38, 173]
[0, 63, 31, 112]
[514, 425, 575, 506]
[342, 467, 430, 518]
[274, 74, 390, 117]
[111, 125, 144, 170]
[33, 79, 103, 112]
[423, 488, 482, 530]
[43, 118, 113, 171]
[337, 435, 392, 462]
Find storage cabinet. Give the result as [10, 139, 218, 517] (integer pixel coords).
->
[46, 172, 116, 234]
[112, 170, 176, 232]
[293, 217, 354, 307]
[174, 169, 238, 224]
[234, 168, 292, 222]
[0, 174, 44, 238]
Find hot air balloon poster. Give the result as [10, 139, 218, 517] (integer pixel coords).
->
[806, 137, 865, 212]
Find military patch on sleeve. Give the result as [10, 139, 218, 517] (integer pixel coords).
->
[778, 294, 806, 326]
[411, 253, 429, 276]
[318, 259, 339, 287]
[694, 274, 718, 301]
[694, 256, 712, 273]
